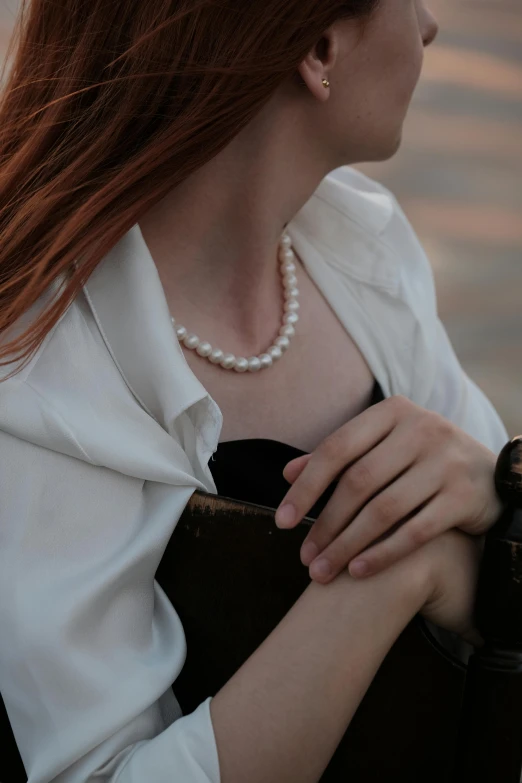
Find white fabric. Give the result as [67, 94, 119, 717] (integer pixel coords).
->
[0, 165, 508, 783]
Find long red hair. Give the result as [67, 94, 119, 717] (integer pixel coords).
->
[0, 0, 378, 380]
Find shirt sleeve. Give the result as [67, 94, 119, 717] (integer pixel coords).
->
[422, 315, 509, 454]
[376, 178, 509, 455]
[0, 423, 221, 783]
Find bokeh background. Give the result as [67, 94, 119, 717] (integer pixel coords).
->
[1, 0, 521, 434]
[358, 0, 522, 436]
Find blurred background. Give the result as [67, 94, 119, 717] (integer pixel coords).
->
[358, 0, 522, 436]
[0, 0, 521, 434]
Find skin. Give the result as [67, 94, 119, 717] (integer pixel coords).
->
[136, 4, 495, 779]
[139, 0, 439, 355]
[276, 395, 503, 583]
[140, 1, 501, 583]
[211, 532, 483, 783]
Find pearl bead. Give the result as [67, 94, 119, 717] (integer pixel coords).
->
[170, 232, 299, 372]
[220, 353, 236, 369]
[275, 336, 290, 351]
[209, 348, 224, 364]
[268, 345, 283, 360]
[279, 324, 295, 338]
[259, 353, 273, 368]
[183, 333, 200, 349]
[196, 341, 212, 357]
[247, 357, 262, 372]
[234, 357, 249, 372]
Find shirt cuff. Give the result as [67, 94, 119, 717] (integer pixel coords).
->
[114, 697, 220, 783]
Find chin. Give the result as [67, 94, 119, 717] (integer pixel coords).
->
[371, 129, 403, 162]
[343, 128, 403, 167]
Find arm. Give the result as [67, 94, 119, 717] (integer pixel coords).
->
[211, 529, 479, 783]
[0, 427, 221, 783]
[211, 552, 425, 783]
[0, 424, 475, 783]
[344, 165, 509, 453]
[388, 182, 508, 453]
[423, 316, 508, 453]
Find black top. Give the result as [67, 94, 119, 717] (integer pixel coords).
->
[208, 380, 385, 518]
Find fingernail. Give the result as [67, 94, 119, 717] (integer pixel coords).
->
[275, 503, 296, 528]
[300, 541, 318, 566]
[310, 558, 332, 580]
[350, 560, 369, 578]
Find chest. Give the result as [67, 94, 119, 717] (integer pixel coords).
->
[180, 268, 378, 453]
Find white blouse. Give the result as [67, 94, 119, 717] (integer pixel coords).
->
[0, 165, 508, 783]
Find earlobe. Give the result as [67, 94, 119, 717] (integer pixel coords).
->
[297, 28, 337, 100]
[297, 56, 331, 102]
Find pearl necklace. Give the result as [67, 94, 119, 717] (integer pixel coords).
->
[170, 232, 299, 372]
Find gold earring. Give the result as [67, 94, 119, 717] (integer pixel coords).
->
[322, 78, 330, 88]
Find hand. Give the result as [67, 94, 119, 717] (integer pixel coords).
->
[275, 395, 502, 584]
[417, 529, 484, 647]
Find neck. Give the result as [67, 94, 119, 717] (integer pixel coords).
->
[138, 96, 336, 349]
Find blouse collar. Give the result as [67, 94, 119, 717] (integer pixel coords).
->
[82, 169, 395, 433]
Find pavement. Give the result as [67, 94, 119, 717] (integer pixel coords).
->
[1, 0, 521, 436]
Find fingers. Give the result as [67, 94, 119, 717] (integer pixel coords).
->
[348, 494, 456, 579]
[277, 398, 493, 586]
[306, 461, 444, 583]
[298, 426, 420, 567]
[282, 453, 311, 484]
[275, 398, 402, 529]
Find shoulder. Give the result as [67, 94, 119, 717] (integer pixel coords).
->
[306, 165, 440, 327]
[0, 288, 161, 471]
[291, 166, 443, 401]
[304, 165, 437, 307]
[0, 281, 88, 460]
[318, 170, 505, 446]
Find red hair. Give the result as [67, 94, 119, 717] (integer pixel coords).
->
[0, 0, 379, 380]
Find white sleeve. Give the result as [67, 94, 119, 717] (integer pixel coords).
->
[373, 175, 510, 456]
[422, 316, 509, 455]
[0, 424, 221, 783]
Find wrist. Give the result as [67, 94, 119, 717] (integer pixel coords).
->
[332, 554, 431, 631]
[390, 544, 437, 615]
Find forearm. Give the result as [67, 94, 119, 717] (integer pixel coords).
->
[211, 557, 429, 783]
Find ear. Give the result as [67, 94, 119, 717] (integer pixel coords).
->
[297, 26, 339, 102]
[297, 21, 364, 100]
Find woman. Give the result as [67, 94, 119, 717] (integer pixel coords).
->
[0, 0, 509, 781]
